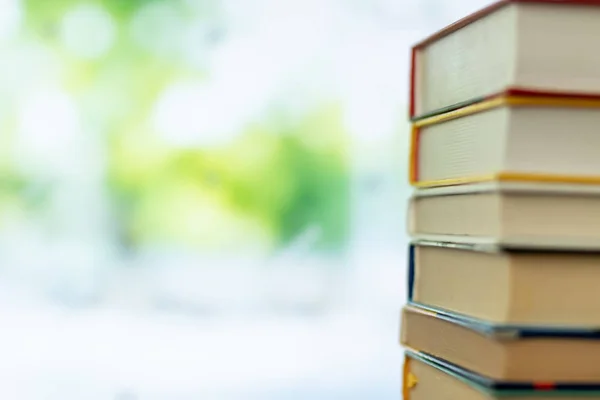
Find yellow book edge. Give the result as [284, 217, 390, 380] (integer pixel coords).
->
[410, 172, 600, 188]
[414, 95, 600, 128]
[403, 355, 418, 400]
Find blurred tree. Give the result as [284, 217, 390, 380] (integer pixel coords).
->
[18, 0, 351, 254]
[109, 104, 350, 252]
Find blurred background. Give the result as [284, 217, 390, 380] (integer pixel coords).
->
[0, 0, 489, 398]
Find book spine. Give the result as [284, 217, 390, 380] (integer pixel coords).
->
[409, 47, 417, 119]
[403, 355, 417, 399]
[407, 244, 416, 302]
[408, 125, 420, 184]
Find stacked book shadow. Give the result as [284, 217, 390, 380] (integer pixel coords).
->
[402, 0, 600, 398]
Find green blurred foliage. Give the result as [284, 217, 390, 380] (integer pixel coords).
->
[23, 0, 181, 29]
[109, 104, 350, 251]
[16, 0, 351, 253]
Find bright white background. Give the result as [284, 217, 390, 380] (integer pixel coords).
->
[0, 0, 491, 398]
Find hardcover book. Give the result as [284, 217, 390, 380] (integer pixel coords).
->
[409, 95, 600, 188]
[408, 181, 600, 250]
[410, 0, 600, 120]
[403, 349, 600, 399]
[407, 241, 600, 326]
[401, 305, 600, 383]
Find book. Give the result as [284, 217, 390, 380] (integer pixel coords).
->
[409, 95, 600, 188]
[403, 0, 600, 397]
[407, 241, 600, 326]
[410, 0, 600, 120]
[401, 305, 600, 383]
[403, 348, 600, 399]
[408, 181, 600, 250]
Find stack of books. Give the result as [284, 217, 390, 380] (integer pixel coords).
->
[401, 0, 600, 399]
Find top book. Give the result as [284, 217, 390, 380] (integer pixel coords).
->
[410, 0, 600, 120]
